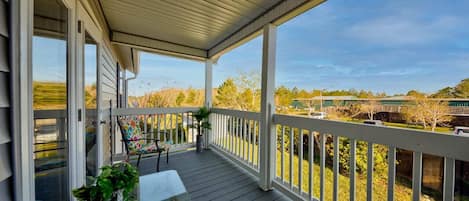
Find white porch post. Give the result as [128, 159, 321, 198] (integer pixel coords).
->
[204, 60, 213, 148]
[259, 23, 277, 191]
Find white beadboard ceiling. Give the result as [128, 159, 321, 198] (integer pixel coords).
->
[101, 0, 282, 50]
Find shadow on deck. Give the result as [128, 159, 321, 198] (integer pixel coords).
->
[137, 149, 291, 201]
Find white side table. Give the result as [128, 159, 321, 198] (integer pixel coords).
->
[139, 170, 190, 201]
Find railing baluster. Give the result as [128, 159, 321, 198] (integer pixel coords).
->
[412, 152, 422, 201]
[150, 114, 154, 139]
[218, 114, 221, 147]
[350, 139, 357, 201]
[223, 115, 227, 149]
[289, 127, 294, 189]
[281, 126, 285, 183]
[299, 129, 304, 194]
[157, 115, 161, 141]
[257, 121, 260, 168]
[230, 116, 235, 154]
[185, 112, 187, 144]
[239, 118, 242, 158]
[244, 119, 248, 160]
[367, 142, 373, 201]
[443, 157, 455, 201]
[333, 135, 339, 201]
[308, 130, 314, 201]
[219, 114, 222, 146]
[144, 115, 148, 134]
[175, 113, 179, 145]
[235, 117, 239, 157]
[388, 146, 396, 201]
[192, 112, 195, 144]
[319, 133, 325, 201]
[163, 113, 167, 142]
[170, 113, 173, 144]
[248, 120, 252, 164]
[251, 121, 256, 167]
[179, 113, 183, 144]
[242, 118, 245, 160]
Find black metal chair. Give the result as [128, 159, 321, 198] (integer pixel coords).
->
[117, 117, 170, 172]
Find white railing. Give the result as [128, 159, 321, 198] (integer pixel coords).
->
[208, 108, 469, 201]
[110, 107, 199, 160]
[210, 108, 261, 176]
[272, 114, 469, 201]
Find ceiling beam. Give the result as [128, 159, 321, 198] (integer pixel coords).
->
[208, 0, 325, 59]
[111, 31, 208, 61]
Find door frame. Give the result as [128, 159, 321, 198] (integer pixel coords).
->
[76, 2, 104, 187]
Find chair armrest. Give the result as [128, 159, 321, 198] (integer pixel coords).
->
[122, 138, 160, 142]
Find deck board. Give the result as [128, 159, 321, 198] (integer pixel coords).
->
[137, 150, 291, 201]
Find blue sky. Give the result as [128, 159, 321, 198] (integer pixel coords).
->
[128, 0, 469, 96]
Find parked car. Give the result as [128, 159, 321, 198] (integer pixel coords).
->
[363, 120, 385, 126]
[310, 112, 327, 119]
[454, 126, 469, 136]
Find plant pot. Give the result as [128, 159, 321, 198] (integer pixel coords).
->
[196, 135, 203, 153]
[112, 190, 123, 201]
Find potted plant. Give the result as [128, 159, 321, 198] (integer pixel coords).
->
[72, 162, 139, 201]
[191, 106, 211, 152]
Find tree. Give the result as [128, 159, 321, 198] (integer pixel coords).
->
[426, 100, 452, 132]
[184, 87, 203, 106]
[406, 90, 425, 97]
[175, 92, 185, 106]
[431, 87, 455, 98]
[238, 89, 254, 111]
[275, 86, 293, 112]
[215, 78, 239, 109]
[454, 78, 469, 98]
[360, 100, 380, 120]
[403, 96, 452, 131]
[235, 71, 261, 112]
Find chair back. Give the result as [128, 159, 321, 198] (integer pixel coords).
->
[117, 117, 144, 154]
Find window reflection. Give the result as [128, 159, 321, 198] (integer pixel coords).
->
[84, 32, 98, 182]
[33, 0, 69, 200]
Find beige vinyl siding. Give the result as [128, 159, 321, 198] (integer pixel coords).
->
[0, 0, 11, 200]
[101, 43, 117, 165]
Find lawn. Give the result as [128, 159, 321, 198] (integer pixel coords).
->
[214, 135, 442, 201]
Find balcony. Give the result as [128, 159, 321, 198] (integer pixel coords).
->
[105, 107, 469, 201]
[6, 0, 468, 200]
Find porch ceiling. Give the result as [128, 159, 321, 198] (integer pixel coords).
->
[99, 0, 324, 61]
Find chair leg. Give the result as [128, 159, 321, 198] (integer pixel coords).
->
[136, 154, 142, 167]
[166, 149, 169, 164]
[156, 152, 161, 172]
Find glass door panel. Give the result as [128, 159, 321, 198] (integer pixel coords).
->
[33, 0, 69, 200]
[84, 32, 98, 181]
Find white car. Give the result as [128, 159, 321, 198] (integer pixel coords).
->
[454, 126, 469, 136]
[363, 120, 385, 126]
[310, 112, 327, 119]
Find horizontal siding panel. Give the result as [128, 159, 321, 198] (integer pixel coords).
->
[101, 83, 116, 95]
[0, 143, 11, 181]
[0, 178, 11, 201]
[102, 72, 116, 87]
[0, 109, 9, 144]
[0, 36, 8, 72]
[0, 72, 8, 107]
[103, 65, 116, 80]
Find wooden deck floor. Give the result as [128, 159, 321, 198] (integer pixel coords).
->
[137, 149, 291, 201]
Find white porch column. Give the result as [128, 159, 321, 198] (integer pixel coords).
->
[204, 60, 213, 148]
[259, 23, 277, 190]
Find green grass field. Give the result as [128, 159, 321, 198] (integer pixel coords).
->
[214, 136, 420, 201]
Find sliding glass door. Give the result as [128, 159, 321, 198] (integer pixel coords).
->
[33, 0, 69, 200]
[84, 32, 98, 181]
